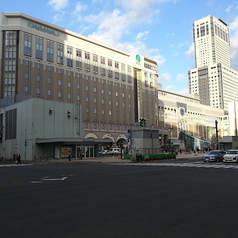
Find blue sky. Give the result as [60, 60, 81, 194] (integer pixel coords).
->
[2, 0, 238, 95]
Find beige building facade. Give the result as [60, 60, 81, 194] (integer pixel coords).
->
[0, 12, 159, 147]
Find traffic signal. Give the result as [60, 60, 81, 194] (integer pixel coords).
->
[140, 118, 146, 127]
[25, 139, 29, 146]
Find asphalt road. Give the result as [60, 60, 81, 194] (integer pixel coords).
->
[1, 160, 238, 238]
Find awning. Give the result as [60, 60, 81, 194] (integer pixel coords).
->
[36, 138, 113, 144]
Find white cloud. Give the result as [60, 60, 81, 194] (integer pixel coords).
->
[177, 73, 187, 81]
[48, 0, 68, 11]
[178, 88, 189, 95]
[185, 43, 194, 59]
[159, 73, 172, 82]
[225, 5, 233, 13]
[136, 31, 149, 40]
[165, 85, 176, 91]
[72, 2, 87, 15]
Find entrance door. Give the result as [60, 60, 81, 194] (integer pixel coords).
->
[76, 146, 94, 158]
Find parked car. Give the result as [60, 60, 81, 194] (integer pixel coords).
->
[223, 150, 238, 162]
[109, 148, 121, 155]
[99, 150, 110, 155]
[202, 150, 226, 162]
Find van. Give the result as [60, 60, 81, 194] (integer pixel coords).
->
[109, 148, 121, 155]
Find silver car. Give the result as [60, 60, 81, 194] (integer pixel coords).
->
[223, 150, 238, 162]
[202, 150, 226, 162]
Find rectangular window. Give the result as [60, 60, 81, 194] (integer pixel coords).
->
[85, 52, 90, 71]
[36, 88, 40, 94]
[76, 49, 82, 69]
[108, 70, 113, 78]
[37, 76, 40, 82]
[48, 90, 51, 96]
[36, 36, 43, 59]
[121, 73, 126, 81]
[115, 61, 119, 69]
[48, 78, 51, 84]
[25, 86, 29, 92]
[67, 46, 73, 67]
[115, 72, 119, 80]
[24, 32, 32, 56]
[93, 54, 98, 73]
[108, 59, 112, 67]
[101, 68, 106, 76]
[58, 92, 62, 98]
[58, 80, 62, 85]
[101, 57, 105, 65]
[47, 40, 54, 62]
[57, 43, 64, 65]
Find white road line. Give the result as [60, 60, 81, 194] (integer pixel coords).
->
[41, 176, 67, 181]
[122, 162, 238, 169]
[0, 164, 32, 168]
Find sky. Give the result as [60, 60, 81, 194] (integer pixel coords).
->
[2, 0, 238, 95]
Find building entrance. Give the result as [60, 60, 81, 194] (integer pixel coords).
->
[76, 146, 94, 159]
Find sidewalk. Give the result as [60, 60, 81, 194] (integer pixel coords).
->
[44, 153, 205, 164]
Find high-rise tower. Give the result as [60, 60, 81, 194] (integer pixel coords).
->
[193, 15, 231, 68]
[188, 16, 238, 112]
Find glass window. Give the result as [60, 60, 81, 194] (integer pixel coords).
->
[37, 76, 40, 82]
[85, 52, 90, 71]
[93, 54, 98, 73]
[108, 59, 112, 67]
[57, 43, 64, 65]
[36, 36, 43, 59]
[47, 40, 54, 62]
[24, 32, 32, 56]
[67, 46, 73, 67]
[76, 49, 82, 69]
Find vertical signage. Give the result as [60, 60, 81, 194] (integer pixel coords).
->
[137, 70, 143, 119]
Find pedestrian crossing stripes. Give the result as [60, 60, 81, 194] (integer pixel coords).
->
[123, 162, 238, 169]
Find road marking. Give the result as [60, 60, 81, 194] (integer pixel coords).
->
[0, 164, 32, 168]
[122, 162, 238, 169]
[41, 176, 67, 181]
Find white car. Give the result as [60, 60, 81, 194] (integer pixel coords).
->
[99, 150, 109, 155]
[223, 150, 238, 162]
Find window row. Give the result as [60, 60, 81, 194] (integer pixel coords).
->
[24, 32, 132, 73]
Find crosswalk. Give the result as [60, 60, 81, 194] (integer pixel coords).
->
[123, 162, 238, 169]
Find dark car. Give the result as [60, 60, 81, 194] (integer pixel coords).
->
[202, 150, 226, 162]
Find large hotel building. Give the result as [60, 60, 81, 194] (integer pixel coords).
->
[0, 12, 159, 140]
